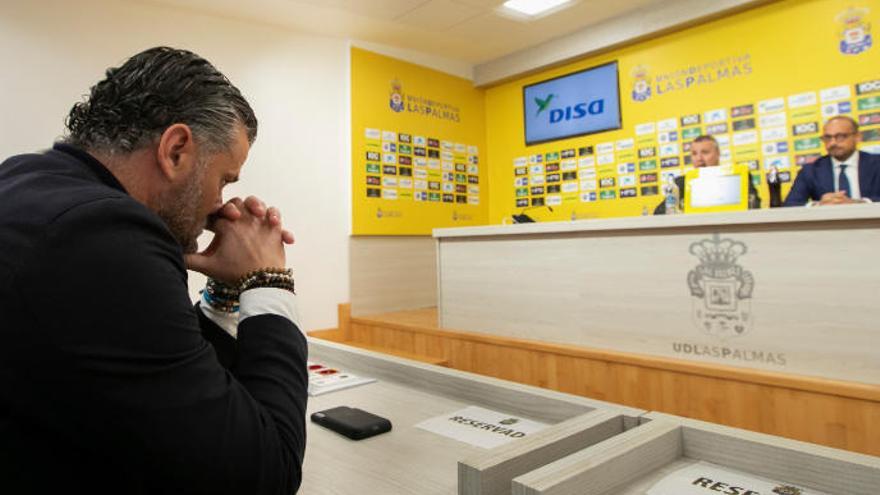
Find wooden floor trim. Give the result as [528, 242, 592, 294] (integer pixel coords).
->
[307, 328, 343, 340]
[351, 314, 880, 402]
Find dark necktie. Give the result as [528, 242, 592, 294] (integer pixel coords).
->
[838, 163, 851, 197]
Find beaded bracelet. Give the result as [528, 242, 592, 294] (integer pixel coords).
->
[202, 268, 295, 313]
[237, 267, 296, 295]
[202, 278, 241, 313]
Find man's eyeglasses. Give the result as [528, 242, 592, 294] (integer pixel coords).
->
[820, 132, 856, 142]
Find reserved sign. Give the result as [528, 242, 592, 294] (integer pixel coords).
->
[416, 406, 547, 449]
[647, 461, 827, 495]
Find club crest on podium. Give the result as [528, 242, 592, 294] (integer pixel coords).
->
[687, 233, 755, 339]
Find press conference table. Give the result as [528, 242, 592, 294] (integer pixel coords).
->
[433, 204, 880, 384]
[301, 338, 640, 494]
[302, 339, 880, 494]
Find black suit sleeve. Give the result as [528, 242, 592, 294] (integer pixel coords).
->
[20, 197, 308, 495]
[861, 154, 880, 202]
[197, 303, 239, 369]
[784, 167, 813, 206]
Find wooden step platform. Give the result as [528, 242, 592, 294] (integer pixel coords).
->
[308, 307, 447, 366]
[309, 304, 880, 456]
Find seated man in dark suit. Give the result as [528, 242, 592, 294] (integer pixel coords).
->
[0, 47, 307, 494]
[784, 115, 880, 205]
[655, 134, 760, 214]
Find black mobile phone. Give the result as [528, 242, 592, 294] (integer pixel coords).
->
[311, 406, 392, 440]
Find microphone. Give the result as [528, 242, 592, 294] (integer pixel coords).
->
[512, 204, 554, 223]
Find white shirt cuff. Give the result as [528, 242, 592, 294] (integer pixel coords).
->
[201, 287, 302, 339]
[199, 298, 240, 337]
[240, 287, 302, 334]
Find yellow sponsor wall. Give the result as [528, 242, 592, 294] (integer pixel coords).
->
[486, 0, 880, 223]
[351, 47, 488, 235]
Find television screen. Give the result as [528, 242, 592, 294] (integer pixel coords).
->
[523, 61, 621, 146]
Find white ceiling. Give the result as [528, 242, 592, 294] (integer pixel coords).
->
[138, 0, 669, 65]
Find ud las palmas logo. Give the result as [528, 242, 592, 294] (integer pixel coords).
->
[631, 65, 651, 102]
[687, 233, 754, 339]
[389, 78, 404, 112]
[837, 6, 872, 55]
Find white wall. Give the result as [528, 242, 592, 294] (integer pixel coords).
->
[0, 0, 350, 331]
[352, 39, 473, 81]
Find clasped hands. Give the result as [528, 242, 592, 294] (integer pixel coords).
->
[185, 196, 294, 285]
[817, 191, 864, 205]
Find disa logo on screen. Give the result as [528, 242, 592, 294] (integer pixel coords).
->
[533, 92, 607, 124]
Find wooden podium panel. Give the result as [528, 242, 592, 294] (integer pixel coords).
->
[435, 206, 880, 384]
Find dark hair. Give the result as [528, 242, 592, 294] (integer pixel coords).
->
[65, 47, 257, 155]
[692, 134, 719, 151]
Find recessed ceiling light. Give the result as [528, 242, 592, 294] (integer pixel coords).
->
[501, 0, 574, 18]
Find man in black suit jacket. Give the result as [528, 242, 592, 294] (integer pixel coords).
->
[784, 115, 880, 206]
[655, 134, 760, 214]
[0, 48, 307, 494]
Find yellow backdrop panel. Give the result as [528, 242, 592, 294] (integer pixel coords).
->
[351, 47, 488, 235]
[487, 0, 880, 223]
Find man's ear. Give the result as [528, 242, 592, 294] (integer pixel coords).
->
[156, 124, 197, 181]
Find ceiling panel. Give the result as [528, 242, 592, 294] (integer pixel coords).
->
[446, 10, 528, 37]
[394, 0, 483, 30]
[449, 0, 505, 8]
[290, 0, 430, 20]
[134, 0, 682, 64]
[528, 0, 663, 32]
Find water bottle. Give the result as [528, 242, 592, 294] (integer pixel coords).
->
[664, 177, 680, 214]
